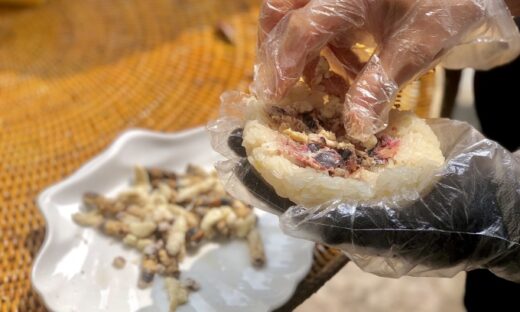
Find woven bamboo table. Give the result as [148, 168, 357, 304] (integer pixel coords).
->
[0, 1, 439, 311]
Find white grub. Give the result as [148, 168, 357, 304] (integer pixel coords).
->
[175, 179, 216, 203]
[176, 177, 197, 188]
[167, 205, 199, 228]
[232, 213, 256, 238]
[216, 219, 230, 236]
[158, 248, 179, 276]
[136, 239, 154, 251]
[225, 209, 237, 225]
[164, 277, 189, 311]
[156, 182, 176, 200]
[133, 165, 151, 188]
[318, 129, 336, 141]
[200, 206, 235, 238]
[122, 234, 138, 247]
[151, 205, 175, 223]
[128, 221, 156, 238]
[166, 215, 187, 257]
[184, 212, 199, 228]
[72, 211, 103, 227]
[112, 256, 126, 269]
[172, 214, 188, 233]
[149, 191, 169, 206]
[117, 212, 141, 224]
[231, 200, 252, 218]
[282, 128, 308, 144]
[83, 193, 121, 215]
[102, 220, 128, 237]
[117, 189, 148, 207]
[212, 181, 226, 197]
[165, 231, 186, 257]
[73, 165, 267, 311]
[125, 205, 148, 220]
[186, 164, 208, 177]
[247, 229, 266, 267]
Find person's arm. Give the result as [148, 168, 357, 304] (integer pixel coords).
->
[506, 0, 520, 16]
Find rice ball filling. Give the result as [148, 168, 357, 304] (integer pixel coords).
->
[241, 81, 444, 205]
[266, 104, 400, 178]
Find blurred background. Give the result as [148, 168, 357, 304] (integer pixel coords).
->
[0, 0, 477, 311]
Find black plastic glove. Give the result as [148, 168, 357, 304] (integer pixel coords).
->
[224, 119, 520, 282]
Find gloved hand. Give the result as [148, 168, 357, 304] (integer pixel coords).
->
[275, 119, 520, 282]
[221, 119, 520, 281]
[254, 0, 520, 144]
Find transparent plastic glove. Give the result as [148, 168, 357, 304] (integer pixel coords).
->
[276, 119, 520, 282]
[210, 116, 520, 280]
[254, 0, 520, 144]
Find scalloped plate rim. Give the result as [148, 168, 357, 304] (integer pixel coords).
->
[31, 126, 314, 311]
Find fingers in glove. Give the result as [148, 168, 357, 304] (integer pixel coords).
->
[327, 43, 365, 80]
[280, 202, 480, 267]
[302, 55, 349, 100]
[258, 0, 310, 47]
[227, 128, 247, 157]
[253, 0, 365, 101]
[227, 128, 295, 213]
[342, 19, 446, 143]
[233, 159, 296, 214]
[343, 1, 484, 143]
[280, 165, 509, 267]
[343, 54, 398, 144]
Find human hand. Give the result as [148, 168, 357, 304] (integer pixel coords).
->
[276, 118, 520, 281]
[254, 0, 520, 144]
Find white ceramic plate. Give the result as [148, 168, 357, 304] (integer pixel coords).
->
[32, 127, 314, 312]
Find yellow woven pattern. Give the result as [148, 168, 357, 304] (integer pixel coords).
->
[0, 0, 257, 310]
[0, 0, 45, 6]
[0, 0, 437, 310]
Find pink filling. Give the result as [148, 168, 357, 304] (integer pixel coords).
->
[280, 134, 400, 177]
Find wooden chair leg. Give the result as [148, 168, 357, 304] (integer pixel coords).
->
[273, 245, 350, 312]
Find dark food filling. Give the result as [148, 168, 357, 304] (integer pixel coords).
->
[268, 106, 400, 177]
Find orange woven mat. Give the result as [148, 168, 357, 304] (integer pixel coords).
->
[0, 0, 258, 310]
[0, 0, 438, 311]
